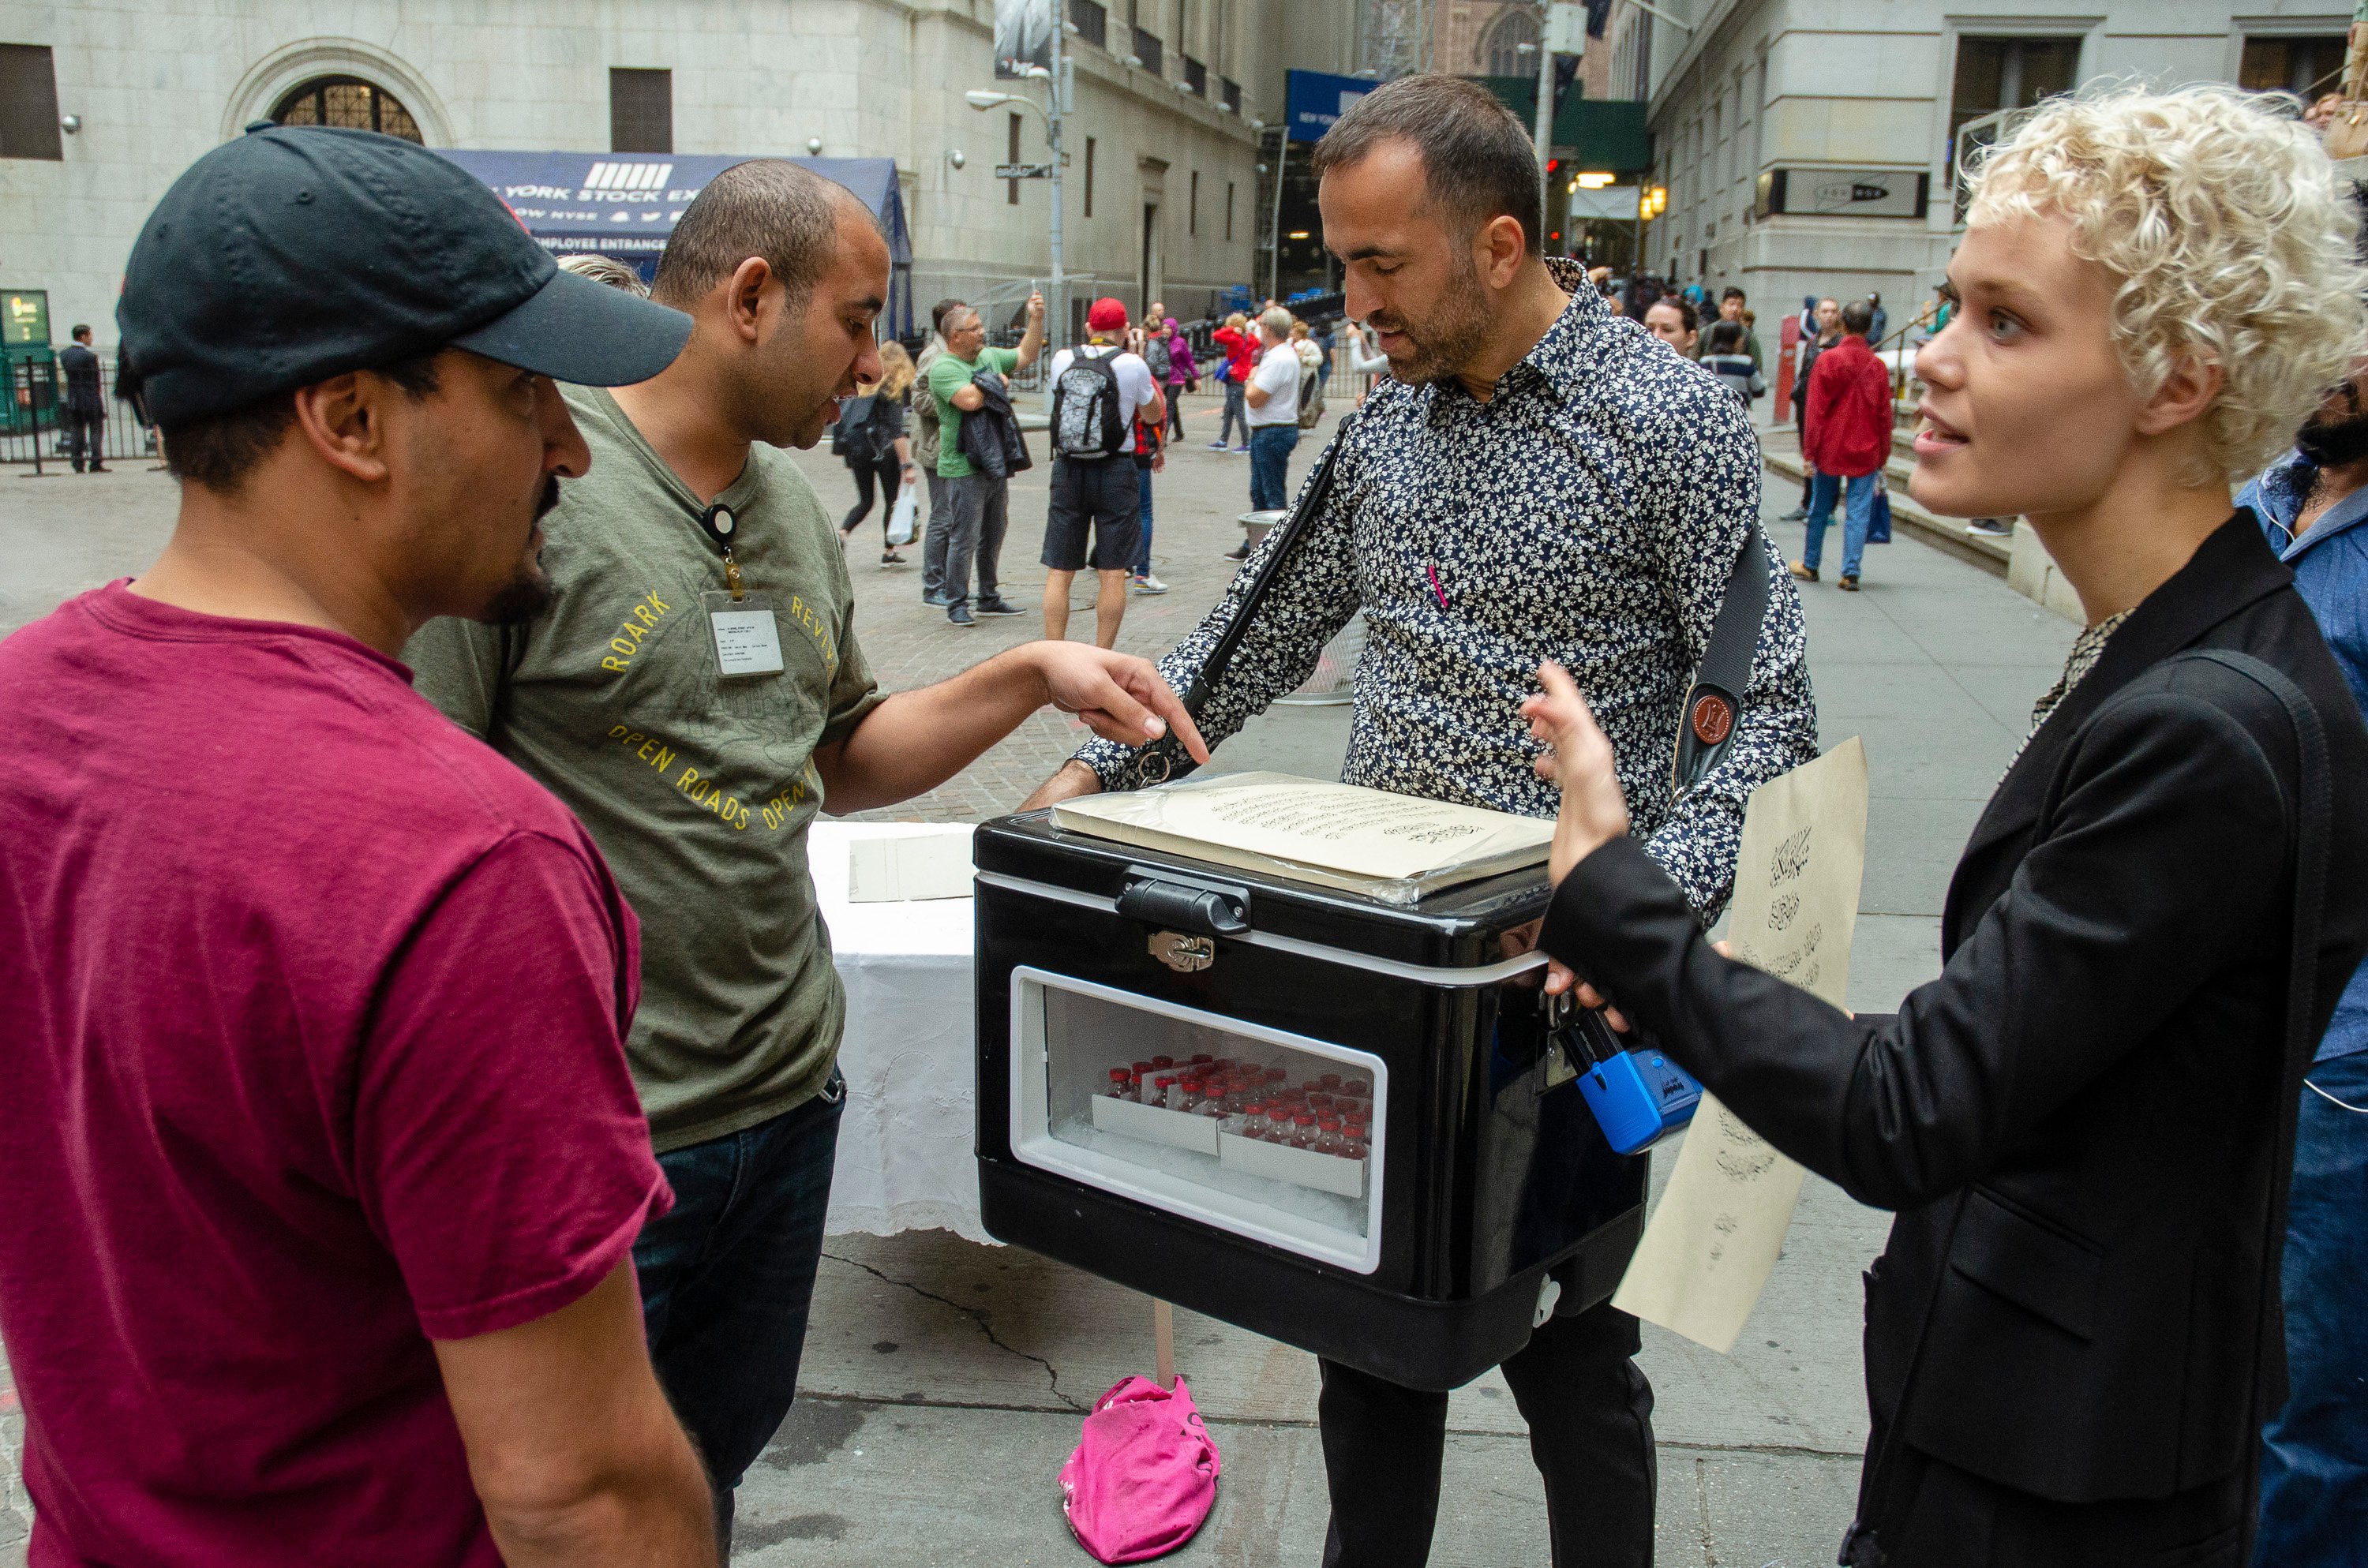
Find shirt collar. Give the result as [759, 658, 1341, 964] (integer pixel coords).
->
[2249, 449, 2368, 560]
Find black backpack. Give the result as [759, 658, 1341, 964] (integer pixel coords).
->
[831, 393, 882, 462]
[1051, 348, 1126, 462]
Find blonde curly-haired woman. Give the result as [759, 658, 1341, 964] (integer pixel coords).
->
[1527, 84, 2368, 1566]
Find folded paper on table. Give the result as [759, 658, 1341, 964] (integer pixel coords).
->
[1611, 737, 1868, 1354]
[1048, 771, 1552, 904]
[847, 826, 977, 903]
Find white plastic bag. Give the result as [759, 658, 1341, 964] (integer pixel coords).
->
[886, 487, 918, 547]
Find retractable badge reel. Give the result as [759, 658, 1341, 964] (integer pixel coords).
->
[696, 502, 784, 678]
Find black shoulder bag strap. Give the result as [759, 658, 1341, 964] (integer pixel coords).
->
[1673, 529, 1772, 793]
[2186, 650, 2329, 1567]
[1135, 413, 1360, 786]
[1838, 648, 2329, 1568]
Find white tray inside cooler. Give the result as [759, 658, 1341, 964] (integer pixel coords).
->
[1219, 1128, 1369, 1198]
[1089, 1094, 1222, 1155]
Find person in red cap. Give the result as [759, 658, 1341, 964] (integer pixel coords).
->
[1041, 297, 1165, 646]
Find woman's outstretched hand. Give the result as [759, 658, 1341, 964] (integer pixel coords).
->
[1521, 660, 1632, 885]
[1525, 661, 1636, 1030]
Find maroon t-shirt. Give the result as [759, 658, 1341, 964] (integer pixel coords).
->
[0, 583, 670, 1567]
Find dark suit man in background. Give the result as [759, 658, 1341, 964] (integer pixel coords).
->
[60, 324, 105, 473]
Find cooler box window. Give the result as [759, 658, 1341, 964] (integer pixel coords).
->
[1012, 969, 1386, 1272]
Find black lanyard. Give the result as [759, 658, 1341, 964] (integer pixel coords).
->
[695, 501, 747, 601]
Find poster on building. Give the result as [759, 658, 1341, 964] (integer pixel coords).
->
[995, 0, 1055, 79]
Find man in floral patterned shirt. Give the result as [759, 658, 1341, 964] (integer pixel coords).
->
[1025, 74, 1818, 1568]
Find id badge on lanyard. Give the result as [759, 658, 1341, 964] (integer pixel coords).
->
[695, 500, 784, 679]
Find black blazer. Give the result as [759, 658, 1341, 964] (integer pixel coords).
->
[1542, 515, 2368, 1505]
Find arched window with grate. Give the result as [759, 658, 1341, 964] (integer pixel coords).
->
[1482, 8, 1539, 78]
[270, 76, 423, 144]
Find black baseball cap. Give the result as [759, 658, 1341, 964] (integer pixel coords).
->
[119, 123, 691, 427]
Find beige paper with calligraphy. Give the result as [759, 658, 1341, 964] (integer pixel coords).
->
[1609, 737, 1868, 1353]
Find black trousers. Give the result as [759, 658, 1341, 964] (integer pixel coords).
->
[1317, 1301, 1656, 1568]
[1848, 1440, 2246, 1568]
[841, 457, 901, 542]
[66, 408, 104, 470]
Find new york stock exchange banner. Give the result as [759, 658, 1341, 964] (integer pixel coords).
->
[435, 149, 915, 339]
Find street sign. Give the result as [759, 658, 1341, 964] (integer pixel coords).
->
[1755, 167, 1929, 220]
[995, 163, 1055, 179]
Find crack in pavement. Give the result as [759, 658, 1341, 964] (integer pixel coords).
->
[822, 1251, 1087, 1413]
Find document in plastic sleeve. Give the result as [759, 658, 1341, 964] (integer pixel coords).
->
[1610, 736, 1868, 1354]
[704, 591, 785, 678]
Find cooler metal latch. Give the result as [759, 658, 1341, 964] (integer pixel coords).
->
[1148, 931, 1216, 973]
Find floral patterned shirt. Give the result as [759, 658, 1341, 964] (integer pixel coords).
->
[1076, 258, 1820, 919]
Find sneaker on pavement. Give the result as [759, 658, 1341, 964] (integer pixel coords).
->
[1132, 573, 1170, 595]
[1778, 506, 1808, 522]
[1231, 444, 1250, 454]
[1220, 545, 1249, 561]
[1965, 518, 2012, 537]
[975, 597, 1025, 616]
[1788, 562, 1819, 582]
[947, 603, 976, 627]
[923, 590, 951, 607]
[1838, 574, 1860, 592]
[1205, 440, 1228, 450]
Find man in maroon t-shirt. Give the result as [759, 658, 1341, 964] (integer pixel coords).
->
[0, 127, 713, 1566]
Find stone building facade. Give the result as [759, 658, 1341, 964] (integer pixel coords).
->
[1, 0, 1355, 354]
[1609, 0, 2355, 331]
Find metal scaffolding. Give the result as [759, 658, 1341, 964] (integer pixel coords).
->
[1358, 0, 1432, 80]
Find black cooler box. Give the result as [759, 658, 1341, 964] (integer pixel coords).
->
[972, 809, 1647, 1390]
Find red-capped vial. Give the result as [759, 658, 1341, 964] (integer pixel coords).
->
[1214, 1057, 1238, 1073]
[1190, 1053, 1215, 1066]
[1308, 1091, 1333, 1111]
[1152, 1055, 1175, 1069]
[1153, 1075, 1176, 1108]
[1345, 1121, 1369, 1158]
[1321, 1072, 1343, 1091]
[1317, 1116, 1347, 1156]
[1107, 1068, 1132, 1098]
[1344, 1078, 1371, 1098]
[1265, 1067, 1287, 1084]
[1291, 1112, 1320, 1150]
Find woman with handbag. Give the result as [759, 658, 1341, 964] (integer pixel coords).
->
[837, 339, 918, 566]
[1525, 87, 2368, 1566]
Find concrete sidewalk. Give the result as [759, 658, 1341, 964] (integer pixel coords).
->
[0, 398, 2078, 1566]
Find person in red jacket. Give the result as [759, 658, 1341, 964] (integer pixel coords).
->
[1793, 298, 1893, 589]
[1209, 310, 1258, 450]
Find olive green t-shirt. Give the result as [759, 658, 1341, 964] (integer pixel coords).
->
[927, 344, 1020, 479]
[404, 384, 884, 1153]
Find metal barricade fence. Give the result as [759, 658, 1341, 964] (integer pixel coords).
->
[3, 360, 159, 469]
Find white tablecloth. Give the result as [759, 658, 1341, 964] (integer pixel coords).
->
[811, 821, 991, 1242]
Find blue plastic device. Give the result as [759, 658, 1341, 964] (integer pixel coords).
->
[1562, 1010, 1703, 1156]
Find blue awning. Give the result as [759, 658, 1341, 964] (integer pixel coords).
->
[433, 150, 915, 337]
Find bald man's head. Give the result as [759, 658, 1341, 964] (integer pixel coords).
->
[651, 159, 881, 312]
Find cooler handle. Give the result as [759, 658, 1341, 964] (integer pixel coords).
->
[1115, 874, 1252, 938]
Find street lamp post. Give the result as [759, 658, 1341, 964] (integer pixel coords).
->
[965, 28, 1071, 346]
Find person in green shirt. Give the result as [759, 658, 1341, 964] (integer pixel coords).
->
[403, 161, 1205, 1560]
[927, 295, 1043, 624]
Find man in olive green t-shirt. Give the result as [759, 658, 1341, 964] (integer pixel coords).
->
[404, 162, 1204, 1559]
[926, 298, 1042, 625]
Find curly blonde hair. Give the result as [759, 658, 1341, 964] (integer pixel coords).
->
[1965, 84, 2368, 485]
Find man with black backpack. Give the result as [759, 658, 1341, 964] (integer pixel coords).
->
[1040, 298, 1164, 646]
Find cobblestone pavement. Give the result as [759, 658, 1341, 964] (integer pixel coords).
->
[810, 389, 1337, 821]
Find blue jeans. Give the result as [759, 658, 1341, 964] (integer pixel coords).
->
[1135, 463, 1155, 575]
[1250, 424, 1299, 511]
[2257, 1050, 2368, 1564]
[1804, 470, 1875, 578]
[635, 1074, 845, 1553]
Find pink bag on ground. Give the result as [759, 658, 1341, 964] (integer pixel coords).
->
[1058, 1375, 1223, 1563]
